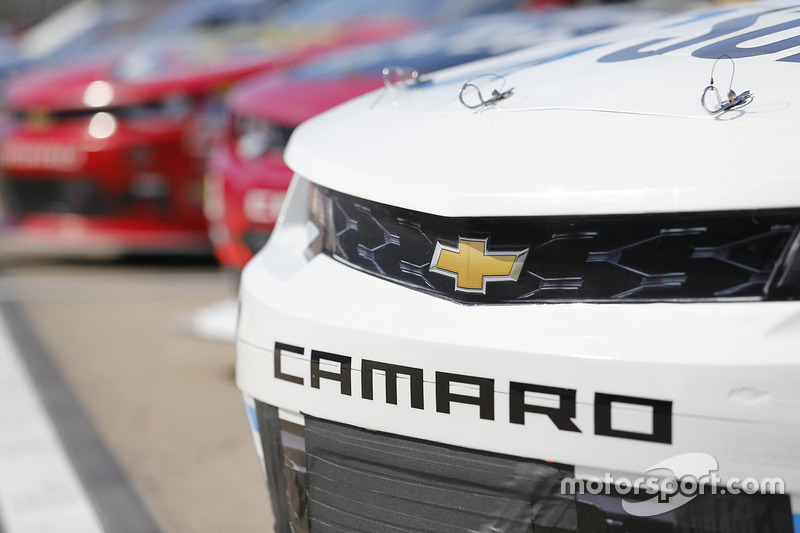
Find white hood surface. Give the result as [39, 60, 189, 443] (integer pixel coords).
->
[285, 1, 800, 216]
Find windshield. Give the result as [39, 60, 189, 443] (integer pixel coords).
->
[114, 0, 523, 83]
[18, 0, 287, 65]
[269, 0, 520, 24]
[16, 0, 155, 61]
[290, 14, 551, 79]
[288, 8, 630, 80]
[143, 0, 287, 33]
[45, 3, 165, 62]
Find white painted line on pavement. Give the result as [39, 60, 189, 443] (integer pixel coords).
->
[0, 272, 230, 303]
[0, 314, 105, 533]
[181, 298, 238, 344]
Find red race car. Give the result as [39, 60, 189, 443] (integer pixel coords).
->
[0, 0, 504, 254]
[205, 3, 654, 269]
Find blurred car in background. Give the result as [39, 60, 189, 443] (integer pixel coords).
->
[0, 0, 170, 102]
[0, 0, 293, 253]
[0, 0, 160, 140]
[0, 0, 307, 98]
[0, 0, 518, 254]
[204, 4, 659, 270]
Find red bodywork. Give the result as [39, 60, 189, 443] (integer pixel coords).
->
[207, 71, 381, 268]
[0, 19, 415, 254]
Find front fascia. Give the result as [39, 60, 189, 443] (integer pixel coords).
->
[237, 185, 800, 489]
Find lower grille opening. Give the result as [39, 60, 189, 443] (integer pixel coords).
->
[1, 176, 107, 216]
[255, 402, 793, 533]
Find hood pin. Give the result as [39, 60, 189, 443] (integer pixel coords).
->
[701, 55, 754, 115]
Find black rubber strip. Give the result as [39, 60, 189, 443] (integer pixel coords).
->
[0, 298, 162, 533]
[256, 401, 292, 533]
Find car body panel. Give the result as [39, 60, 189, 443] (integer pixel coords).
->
[238, 1, 800, 528]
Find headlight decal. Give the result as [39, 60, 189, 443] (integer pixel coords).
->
[767, 227, 800, 300]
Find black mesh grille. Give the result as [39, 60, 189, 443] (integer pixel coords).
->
[253, 403, 793, 533]
[293, 416, 793, 533]
[314, 186, 800, 303]
[304, 417, 577, 533]
[1, 176, 107, 216]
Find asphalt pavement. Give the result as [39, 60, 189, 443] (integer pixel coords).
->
[0, 252, 274, 533]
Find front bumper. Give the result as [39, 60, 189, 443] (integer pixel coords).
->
[237, 179, 800, 531]
[0, 214, 211, 255]
[0, 118, 209, 253]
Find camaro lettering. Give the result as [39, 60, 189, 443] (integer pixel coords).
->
[436, 372, 495, 420]
[274, 342, 673, 444]
[310, 349, 352, 395]
[362, 360, 424, 410]
[509, 382, 581, 433]
[595, 393, 673, 444]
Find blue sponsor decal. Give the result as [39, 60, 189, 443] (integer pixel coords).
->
[662, 9, 739, 28]
[517, 43, 608, 71]
[694, 18, 800, 62]
[599, 5, 800, 63]
[794, 513, 800, 533]
[246, 403, 259, 433]
[410, 43, 609, 91]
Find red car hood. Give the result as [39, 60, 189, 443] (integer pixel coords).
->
[229, 71, 381, 126]
[7, 17, 416, 112]
[7, 60, 116, 111]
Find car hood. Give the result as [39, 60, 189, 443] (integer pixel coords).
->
[6, 60, 115, 111]
[6, 17, 416, 112]
[229, 73, 380, 126]
[285, 1, 800, 217]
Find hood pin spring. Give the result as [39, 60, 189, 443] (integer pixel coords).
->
[701, 55, 754, 115]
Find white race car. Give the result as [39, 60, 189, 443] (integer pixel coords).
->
[237, 1, 800, 531]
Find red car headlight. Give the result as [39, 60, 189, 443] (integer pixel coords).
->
[232, 114, 293, 161]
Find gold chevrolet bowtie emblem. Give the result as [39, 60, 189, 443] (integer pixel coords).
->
[430, 237, 528, 294]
